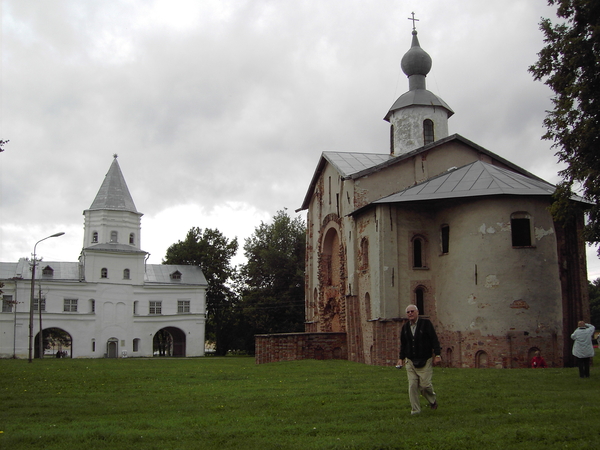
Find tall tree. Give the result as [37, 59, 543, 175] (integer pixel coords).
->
[529, 0, 600, 248]
[237, 209, 306, 351]
[163, 227, 238, 355]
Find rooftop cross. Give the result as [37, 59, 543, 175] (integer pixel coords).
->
[408, 12, 419, 31]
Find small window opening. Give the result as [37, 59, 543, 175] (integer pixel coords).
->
[511, 213, 532, 247]
[413, 238, 423, 268]
[92, 232, 98, 243]
[110, 231, 118, 243]
[101, 268, 108, 278]
[423, 119, 434, 145]
[441, 225, 450, 254]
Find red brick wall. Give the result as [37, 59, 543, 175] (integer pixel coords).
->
[255, 332, 347, 364]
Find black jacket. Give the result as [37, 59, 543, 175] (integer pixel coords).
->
[399, 318, 441, 366]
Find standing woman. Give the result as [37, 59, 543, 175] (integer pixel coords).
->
[571, 321, 595, 378]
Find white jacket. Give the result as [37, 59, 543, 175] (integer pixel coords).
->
[571, 324, 596, 359]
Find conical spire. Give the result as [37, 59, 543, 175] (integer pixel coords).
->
[88, 155, 138, 213]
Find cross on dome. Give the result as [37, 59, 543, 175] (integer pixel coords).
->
[408, 12, 419, 31]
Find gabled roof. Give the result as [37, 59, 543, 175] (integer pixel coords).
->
[298, 134, 545, 211]
[87, 157, 139, 214]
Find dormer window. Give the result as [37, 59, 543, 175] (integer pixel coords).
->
[92, 232, 98, 243]
[42, 266, 54, 277]
[170, 271, 182, 281]
[110, 231, 118, 243]
[423, 119, 434, 145]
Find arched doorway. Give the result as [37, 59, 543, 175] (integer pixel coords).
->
[153, 327, 186, 357]
[35, 328, 72, 358]
[106, 337, 119, 358]
[320, 226, 345, 332]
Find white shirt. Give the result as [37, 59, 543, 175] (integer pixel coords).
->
[571, 323, 595, 359]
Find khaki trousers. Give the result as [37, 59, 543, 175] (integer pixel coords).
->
[405, 357, 436, 414]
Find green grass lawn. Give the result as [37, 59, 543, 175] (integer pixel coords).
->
[1, 356, 599, 450]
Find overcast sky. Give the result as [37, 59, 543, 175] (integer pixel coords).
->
[1, 0, 598, 279]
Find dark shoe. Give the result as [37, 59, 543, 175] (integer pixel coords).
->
[430, 401, 438, 410]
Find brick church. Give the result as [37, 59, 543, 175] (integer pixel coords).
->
[255, 26, 590, 368]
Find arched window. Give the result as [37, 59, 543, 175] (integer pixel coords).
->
[129, 233, 135, 245]
[476, 351, 488, 368]
[511, 212, 532, 247]
[412, 235, 428, 268]
[123, 269, 130, 280]
[423, 119, 434, 145]
[101, 268, 108, 279]
[360, 237, 369, 269]
[365, 292, 371, 320]
[92, 231, 98, 243]
[110, 231, 118, 243]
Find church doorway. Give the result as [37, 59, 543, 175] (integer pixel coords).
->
[106, 338, 119, 358]
[153, 327, 186, 357]
[34, 327, 72, 358]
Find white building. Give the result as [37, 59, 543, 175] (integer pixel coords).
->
[1, 156, 207, 358]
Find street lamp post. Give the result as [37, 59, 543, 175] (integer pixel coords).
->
[28, 232, 65, 363]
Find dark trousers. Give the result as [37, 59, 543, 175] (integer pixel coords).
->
[577, 357, 590, 378]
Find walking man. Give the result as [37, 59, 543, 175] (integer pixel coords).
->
[397, 304, 442, 415]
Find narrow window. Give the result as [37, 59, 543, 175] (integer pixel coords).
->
[90, 299, 95, 313]
[415, 287, 425, 314]
[133, 301, 138, 315]
[511, 213, 532, 247]
[129, 233, 135, 245]
[123, 269, 130, 279]
[390, 124, 395, 154]
[413, 238, 423, 268]
[92, 231, 98, 243]
[441, 225, 450, 254]
[64, 298, 78, 312]
[423, 119, 434, 145]
[92, 339, 96, 352]
[101, 268, 108, 278]
[149, 301, 162, 315]
[178, 300, 190, 313]
[360, 237, 369, 269]
[133, 339, 140, 352]
[110, 231, 118, 243]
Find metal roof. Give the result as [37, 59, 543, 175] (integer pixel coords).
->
[0, 259, 207, 286]
[384, 89, 454, 121]
[145, 264, 207, 285]
[324, 152, 392, 178]
[373, 160, 556, 205]
[87, 157, 139, 214]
